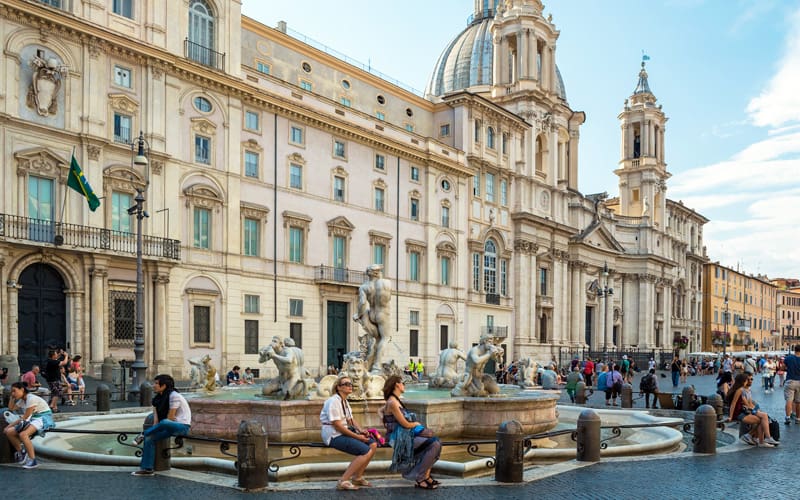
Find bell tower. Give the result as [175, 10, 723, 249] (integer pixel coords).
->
[614, 60, 670, 227]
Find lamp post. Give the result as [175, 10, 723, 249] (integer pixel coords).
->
[722, 295, 729, 357]
[597, 263, 614, 351]
[129, 131, 150, 398]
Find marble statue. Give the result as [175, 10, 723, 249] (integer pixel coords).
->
[642, 195, 650, 217]
[188, 354, 217, 392]
[316, 352, 384, 400]
[451, 334, 504, 397]
[429, 341, 466, 389]
[517, 357, 539, 389]
[259, 336, 314, 400]
[352, 264, 391, 374]
[27, 55, 68, 116]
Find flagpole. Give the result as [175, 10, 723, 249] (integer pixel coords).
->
[60, 146, 76, 223]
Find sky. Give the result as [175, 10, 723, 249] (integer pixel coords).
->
[241, 0, 800, 280]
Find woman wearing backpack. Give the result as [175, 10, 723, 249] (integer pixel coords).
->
[639, 368, 659, 408]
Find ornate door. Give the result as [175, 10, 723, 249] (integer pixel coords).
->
[17, 263, 66, 372]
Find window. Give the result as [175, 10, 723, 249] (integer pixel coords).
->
[243, 218, 259, 256]
[289, 227, 304, 263]
[300, 80, 312, 91]
[333, 235, 346, 269]
[487, 127, 495, 149]
[188, 0, 215, 66]
[112, 0, 133, 18]
[440, 179, 451, 191]
[410, 166, 419, 181]
[110, 291, 135, 346]
[341, 79, 351, 89]
[290, 323, 303, 347]
[289, 298, 304, 317]
[440, 257, 451, 286]
[244, 320, 259, 354]
[193, 305, 211, 343]
[484, 240, 497, 294]
[113, 113, 132, 144]
[405, 124, 414, 133]
[376, 111, 385, 121]
[244, 151, 259, 178]
[410, 310, 420, 325]
[472, 253, 480, 291]
[486, 173, 495, 203]
[244, 294, 260, 313]
[114, 66, 131, 88]
[301, 62, 312, 73]
[409, 251, 420, 281]
[501, 260, 508, 296]
[245, 110, 259, 131]
[111, 191, 133, 232]
[500, 180, 508, 206]
[193, 207, 210, 249]
[410, 198, 419, 220]
[537, 268, 546, 295]
[333, 140, 346, 159]
[28, 176, 54, 222]
[440, 124, 450, 137]
[333, 176, 345, 201]
[256, 61, 270, 75]
[375, 154, 385, 170]
[406, 107, 414, 117]
[441, 205, 450, 228]
[194, 96, 212, 112]
[340, 97, 351, 107]
[410, 330, 419, 357]
[290, 125, 304, 145]
[473, 175, 480, 196]
[373, 244, 385, 266]
[377, 95, 385, 105]
[195, 135, 211, 164]
[290, 163, 303, 189]
[374, 188, 385, 212]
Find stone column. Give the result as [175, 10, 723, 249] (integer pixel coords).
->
[90, 268, 107, 369]
[7, 283, 19, 358]
[638, 276, 651, 347]
[519, 30, 528, 79]
[557, 256, 569, 345]
[642, 121, 649, 158]
[153, 273, 170, 373]
[493, 34, 503, 86]
[663, 282, 673, 348]
[598, 284, 606, 350]
[66, 290, 84, 357]
[605, 282, 613, 349]
[499, 36, 509, 85]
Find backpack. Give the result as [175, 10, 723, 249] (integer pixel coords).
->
[640, 374, 656, 392]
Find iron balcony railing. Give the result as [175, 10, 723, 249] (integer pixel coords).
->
[481, 326, 508, 338]
[0, 213, 181, 260]
[314, 265, 366, 285]
[184, 39, 225, 71]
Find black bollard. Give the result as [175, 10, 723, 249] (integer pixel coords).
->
[495, 420, 524, 483]
[621, 383, 633, 408]
[693, 404, 717, 454]
[575, 381, 587, 404]
[143, 413, 171, 471]
[139, 382, 153, 407]
[681, 385, 695, 411]
[0, 414, 13, 464]
[96, 384, 111, 412]
[576, 409, 601, 462]
[237, 420, 269, 490]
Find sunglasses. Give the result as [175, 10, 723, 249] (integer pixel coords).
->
[339, 382, 353, 387]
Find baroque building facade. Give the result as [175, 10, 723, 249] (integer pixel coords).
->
[0, 0, 706, 379]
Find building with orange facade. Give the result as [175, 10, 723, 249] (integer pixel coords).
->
[773, 279, 800, 349]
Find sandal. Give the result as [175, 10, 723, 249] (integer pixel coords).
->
[428, 476, 441, 486]
[415, 477, 439, 490]
[336, 480, 359, 491]
[352, 477, 372, 487]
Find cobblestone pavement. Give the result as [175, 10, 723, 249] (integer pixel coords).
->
[2, 371, 795, 499]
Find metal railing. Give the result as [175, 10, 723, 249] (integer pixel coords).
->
[0, 213, 181, 260]
[481, 326, 508, 338]
[184, 39, 225, 71]
[314, 265, 366, 285]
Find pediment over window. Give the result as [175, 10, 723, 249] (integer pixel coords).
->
[282, 210, 311, 229]
[327, 216, 354, 237]
[331, 166, 348, 177]
[241, 202, 270, 221]
[405, 239, 426, 254]
[184, 183, 224, 209]
[368, 229, 392, 246]
[14, 147, 69, 182]
[191, 117, 217, 135]
[103, 165, 145, 193]
[108, 93, 140, 113]
[436, 241, 457, 257]
[288, 152, 305, 164]
[374, 178, 388, 190]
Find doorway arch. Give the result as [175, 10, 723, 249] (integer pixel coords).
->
[17, 263, 66, 372]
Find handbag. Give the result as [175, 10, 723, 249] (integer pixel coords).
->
[14, 420, 30, 434]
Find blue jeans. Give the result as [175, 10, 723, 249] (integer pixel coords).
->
[140, 420, 190, 470]
[671, 371, 680, 387]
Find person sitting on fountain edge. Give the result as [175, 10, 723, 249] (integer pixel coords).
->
[226, 366, 243, 385]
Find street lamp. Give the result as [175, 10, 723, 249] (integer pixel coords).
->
[129, 131, 150, 398]
[722, 295, 729, 357]
[597, 262, 614, 351]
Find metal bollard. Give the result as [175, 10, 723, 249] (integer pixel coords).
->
[139, 382, 153, 407]
[707, 393, 723, 420]
[0, 419, 13, 464]
[693, 404, 717, 454]
[576, 409, 601, 462]
[621, 383, 633, 408]
[575, 381, 587, 404]
[143, 413, 171, 471]
[681, 385, 695, 411]
[237, 420, 269, 490]
[495, 420, 524, 483]
[96, 384, 111, 412]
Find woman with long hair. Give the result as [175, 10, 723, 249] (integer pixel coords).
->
[726, 373, 778, 447]
[320, 375, 376, 490]
[3, 381, 56, 468]
[381, 375, 442, 489]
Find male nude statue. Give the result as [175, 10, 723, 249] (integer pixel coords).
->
[259, 336, 308, 399]
[353, 264, 392, 374]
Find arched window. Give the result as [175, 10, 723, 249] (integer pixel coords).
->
[487, 127, 495, 149]
[483, 239, 497, 294]
[188, 0, 215, 65]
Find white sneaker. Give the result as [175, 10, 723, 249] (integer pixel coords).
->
[764, 436, 779, 446]
[740, 434, 756, 446]
[757, 440, 776, 448]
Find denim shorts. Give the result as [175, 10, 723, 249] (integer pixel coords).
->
[329, 434, 374, 456]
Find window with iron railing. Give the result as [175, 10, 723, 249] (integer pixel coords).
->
[109, 291, 135, 347]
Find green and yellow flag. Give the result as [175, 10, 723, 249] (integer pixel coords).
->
[67, 153, 100, 212]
